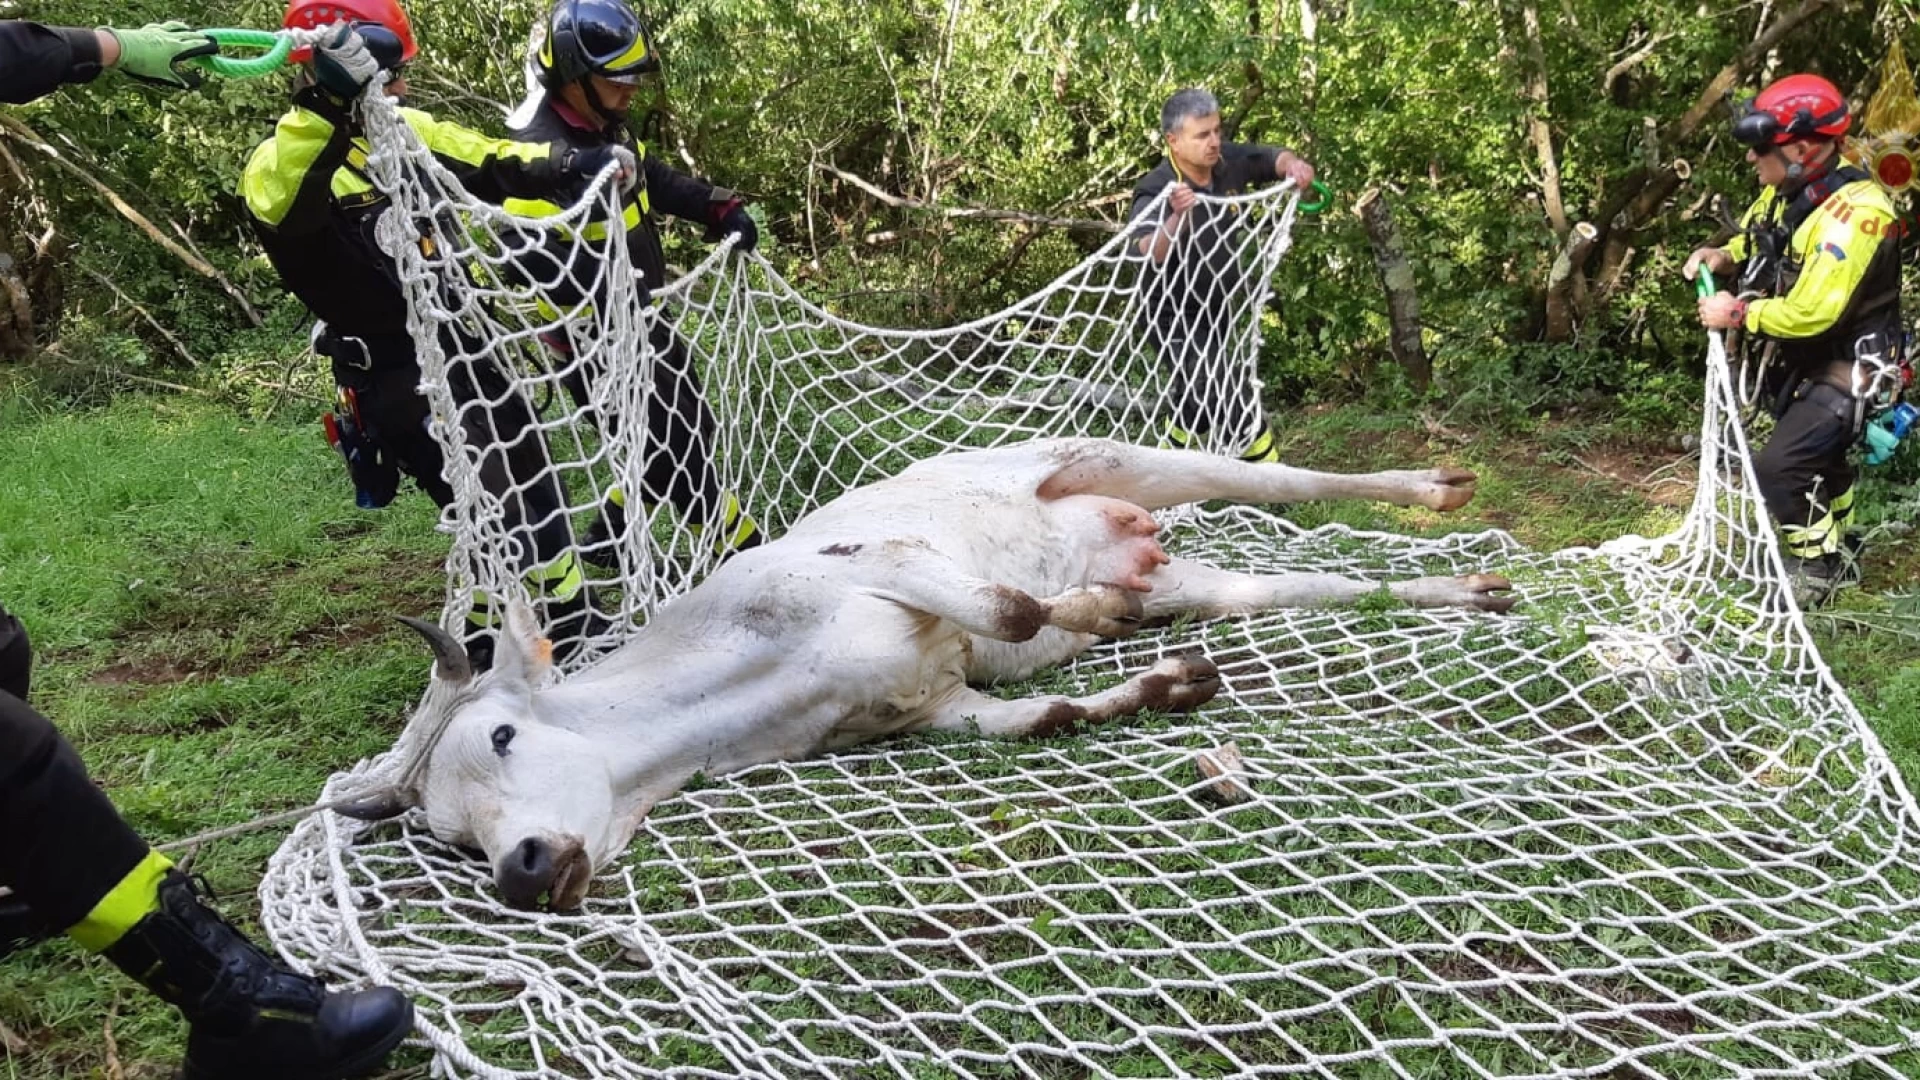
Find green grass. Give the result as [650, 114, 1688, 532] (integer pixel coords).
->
[0, 392, 1917, 1078]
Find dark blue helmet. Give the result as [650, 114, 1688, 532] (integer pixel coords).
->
[540, 0, 659, 91]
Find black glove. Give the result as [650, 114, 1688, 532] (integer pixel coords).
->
[705, 198, 759, 253]
[312, 25, 380, 101]
[311, 23, 408, 102]
[557, 144, 638, 203]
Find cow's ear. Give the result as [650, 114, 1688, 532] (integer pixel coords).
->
[494, 598, 554, 685]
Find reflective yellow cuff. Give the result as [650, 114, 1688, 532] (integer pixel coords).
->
[1160, 421, 1195, 450]
[691, 492, 759, 553]
[607, 486, 627, 509]
[68, 850, 173, 952]
[1829, 486, 1855, 516]
[1784, 513, 1842, 557]
[1240, 426, 1279, 464]
[525, 551, 584, 603]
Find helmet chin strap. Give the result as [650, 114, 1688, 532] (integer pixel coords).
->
[1777, 142, 1834, 192]
[583, 79, 630, 128]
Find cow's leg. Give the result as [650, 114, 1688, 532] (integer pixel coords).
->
[1142, 557, 1515, 616]
[1035, 440, 1476, 512]
[919, 654, 1222, 737]
[851, 539, 1153, 640]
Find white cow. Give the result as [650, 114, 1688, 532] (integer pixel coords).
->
[342, 439, 1513, 909]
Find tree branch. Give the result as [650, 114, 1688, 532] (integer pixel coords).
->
[0, 114, 264, 327]
[1544, 221, 1600, 341]
[1670, 0, 1835, 142]
[817, 163, 1122, 233]
[1603, 31, 1672, 97]
[81, 266, 200, 368]
[1514, 1, 1569, 239]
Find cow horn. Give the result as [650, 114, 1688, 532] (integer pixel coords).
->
[397, 615, 474, 684]
[331, 787, 412, 822]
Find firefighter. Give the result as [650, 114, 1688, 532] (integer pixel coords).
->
[1687, 74, 1905, 605]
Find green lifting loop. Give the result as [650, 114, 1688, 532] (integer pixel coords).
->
[1695, 265, 1718, 300]
[1299, 180, 1331, 213]
[192, 29, 296, 79]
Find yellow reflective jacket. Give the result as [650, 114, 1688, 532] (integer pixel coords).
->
[1724, 173, 1902, 360]
[239, 87, 568, 339]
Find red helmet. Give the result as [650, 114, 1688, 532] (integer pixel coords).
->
[283, 0, 418, 64]
[1735, 74, 1851, 147]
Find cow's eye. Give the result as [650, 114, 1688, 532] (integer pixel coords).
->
[491, 724, 516, 757]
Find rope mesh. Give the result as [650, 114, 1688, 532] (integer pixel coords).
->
[260, 91, 1920, 1078]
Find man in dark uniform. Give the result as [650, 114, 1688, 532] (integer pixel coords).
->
[243, 0, 631, 653]
[1688, 74, 1905, 606]
[1129, 88, 1315, 464]
[1, 19, 415, 1079]
[0, 19, 216, 102]
[507, 0, 764, 561]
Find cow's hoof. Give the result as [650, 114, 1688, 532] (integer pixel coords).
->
[1418, 467, 1478, 513]
[1455, 573, 1517, 613]
[1142, 654, 1222, 712]
[1047, 584, 1145, 638]
[1392, 573, 1516, 613]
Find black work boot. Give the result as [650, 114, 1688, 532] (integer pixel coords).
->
[0, 886, 49, 959]
[1783, 553, 1841, 610]
[102, 871, 413, 1080]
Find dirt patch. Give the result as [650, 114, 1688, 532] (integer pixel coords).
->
[91, 657, 196, 686]
[1543, 443, 1698, 509]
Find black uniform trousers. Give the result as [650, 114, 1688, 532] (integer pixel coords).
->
[1147, 304, 1265, 448]
[556, 318, 728, 526]
[0, 605, 151, 946]
[1756, 376, 1856, 555]
[324, 327, 577, 580]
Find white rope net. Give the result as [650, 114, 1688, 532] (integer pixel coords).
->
[262, 92, 1920, 1079]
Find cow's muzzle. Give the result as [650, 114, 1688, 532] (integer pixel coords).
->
[496, 836, 592, 911]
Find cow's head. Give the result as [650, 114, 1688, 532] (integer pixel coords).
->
[338, 602, 623, 911]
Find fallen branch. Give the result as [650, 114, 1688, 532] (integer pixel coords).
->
[102, 999, 125, 1080]
[81, 266, 200, 368]
[0, 113, 264, 327]
[819, 162, 1122, 233]
[41, 345, 212, 397]
[1544, 221, 1600, 341]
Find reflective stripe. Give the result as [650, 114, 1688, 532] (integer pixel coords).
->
[1160, 420, 1196, 449]
[525, 550, 584, 603]
[716, 492, 759, 553]
[687, 491, 759, 553]
[402, 107, 549, 168]
[1784, 514, 1843, 557]
[1240, 426, 1279, 463]
[607, 35, 651, 72]
[502, 196, 647, 240]
[607, 486, 627, 509]
[68, 850, 172, 952]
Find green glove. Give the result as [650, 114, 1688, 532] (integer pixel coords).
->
[104, 21, 220, 90]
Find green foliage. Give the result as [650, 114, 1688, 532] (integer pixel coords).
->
[10, 0, 1910, 421]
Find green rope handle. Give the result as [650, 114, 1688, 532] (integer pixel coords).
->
[1695, 265, 1717, 299]
[1299, 180, 1331, 214]
[191, 29, 296, 79]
